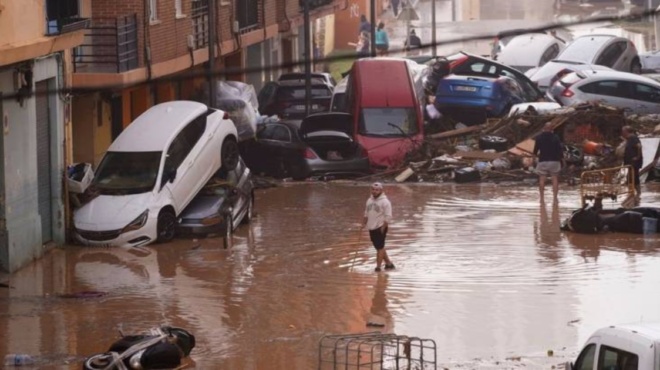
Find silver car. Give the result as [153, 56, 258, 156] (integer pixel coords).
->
[526, 34, 642, 91]
[496, 33, 565, 74]
[547, 69, 660, 114]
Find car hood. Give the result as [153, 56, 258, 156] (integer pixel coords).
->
[180, 195, 225, 220]
[300, 112, 354, 137]
[74, 193, 153, 231]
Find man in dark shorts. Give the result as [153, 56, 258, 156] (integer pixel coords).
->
[362, 182, 395, 272]
[533, 122, 564, 201]
[622, 125, 643, 198]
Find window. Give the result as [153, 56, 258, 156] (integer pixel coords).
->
[162, 113, 208, 184]
[596, 42, 625, 67]
[175, 0, 183, 17]
[634, 83, 660, 102]
[580, 80, 630, 99]
[540, 44, 561, 65]
[258, 124, 292, 142]
[93, 151, 162, 195]
[149, 0, 158, 22]
[598, 345, 638, 370]
[359, 107, 419, 137]
[573, 344, 596, 370]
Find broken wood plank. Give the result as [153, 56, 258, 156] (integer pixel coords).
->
[455, 150, 504, 161]
[429, 124, 484, 140]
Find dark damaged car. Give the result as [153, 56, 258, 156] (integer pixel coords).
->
[240, 112, 371, 180]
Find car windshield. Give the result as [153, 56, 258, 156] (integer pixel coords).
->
[93, 151, 162, 195]
[558, 36, 612, 63]
[359, 108, 418, 137]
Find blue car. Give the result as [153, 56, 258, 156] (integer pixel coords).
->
[434, 74, 527, 125]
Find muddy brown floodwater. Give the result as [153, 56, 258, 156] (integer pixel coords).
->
[1, 182, 659, 369]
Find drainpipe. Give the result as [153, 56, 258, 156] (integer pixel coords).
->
[143, 0, 152, 81]
[304, 0, 311, 116]
[370, 0, 376, 57]
[208, 0, 217, 106]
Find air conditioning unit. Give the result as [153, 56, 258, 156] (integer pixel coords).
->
[187, 35, 194, 49]
[232, 20, 239, 34]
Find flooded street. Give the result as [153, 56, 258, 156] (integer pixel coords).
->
[1, 182, 659, 369]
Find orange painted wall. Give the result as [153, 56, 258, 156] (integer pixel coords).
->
[334, 0, 372, 51]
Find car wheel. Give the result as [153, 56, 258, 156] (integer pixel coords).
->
[631, 59, 642, 74]
[241, 196, 253, 225]
[564, 144, 584, 165]
[478, 135, 509, 152]
[156, 210, 177, 243]
[221, 138, 239, 171]
[223, 214, 233, 249]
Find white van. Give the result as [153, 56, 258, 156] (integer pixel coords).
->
[74, 101, 239, 248]
[566, 322, 660, 370]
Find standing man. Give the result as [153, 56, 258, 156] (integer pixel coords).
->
[622, 125, 643, 197]
[533, 122, 564, 201]
[363, 182, 395, 272]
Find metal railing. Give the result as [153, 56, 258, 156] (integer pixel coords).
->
[72, 14, 139, 73]
[192, 0, 209, 49]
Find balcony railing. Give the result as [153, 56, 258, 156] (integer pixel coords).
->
[191, 0, 209, 49]
[237, 0, 260, 33]
[72, 15, 139, 74]
[46, 17, 90, 36]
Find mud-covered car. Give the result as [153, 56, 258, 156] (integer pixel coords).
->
[240, 112, 371, 180]
[176, 158, 253, 240]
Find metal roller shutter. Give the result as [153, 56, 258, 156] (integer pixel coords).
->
[36, 81, 52, 243]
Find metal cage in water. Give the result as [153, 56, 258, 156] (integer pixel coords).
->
[318, 332, 437, 370]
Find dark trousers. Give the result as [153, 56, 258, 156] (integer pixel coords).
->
[369, 227, 388, 250]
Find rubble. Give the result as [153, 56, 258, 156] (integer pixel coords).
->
[385, 102, 660, 184]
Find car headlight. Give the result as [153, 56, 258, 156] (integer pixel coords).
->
[122, 210, 149, 233]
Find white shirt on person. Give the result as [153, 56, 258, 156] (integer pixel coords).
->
[364, 194, 392, 231]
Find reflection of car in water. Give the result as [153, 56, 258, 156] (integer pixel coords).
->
[177, 158, 254, 239]
[74, 101, 239, 248]
[240, 113, 371, 179]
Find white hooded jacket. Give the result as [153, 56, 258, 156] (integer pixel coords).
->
[364, 194, 392, 231]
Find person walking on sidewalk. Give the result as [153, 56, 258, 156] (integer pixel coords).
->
[622, 125, 643, 197]
[533, 121, 564, 201]
[362, 182, 395, 272]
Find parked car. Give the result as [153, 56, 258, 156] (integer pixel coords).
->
[177, 158, 253, 241]
[639, 50, 660, 73]
[240, 112, 371, 179]
[547, 69, 660, 114]
[564, 322, 660, 370]
[278, 72, 336, 87]
[434, 74, 527, 125]
[446, 51, 544, 102]
[74, 101, 239, 248]
[496, 33, 565, 74]
[330, 76, 348, 112]
[258, 79, 333, 121]
[526, 34, 642, 91]
[490, 28, 529, 59]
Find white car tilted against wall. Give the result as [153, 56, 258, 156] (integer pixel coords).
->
[496, 33, 565, 74]
[74, 101, 239, 248]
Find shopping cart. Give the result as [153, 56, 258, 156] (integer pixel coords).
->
[318, 332, 437, 370]
[580, 165, 636, 208]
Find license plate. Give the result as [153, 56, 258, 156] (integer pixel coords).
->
[455, 85, 477, 92]
[293, 104, 319, 110]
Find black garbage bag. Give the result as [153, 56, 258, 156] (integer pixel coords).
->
[603, 211, 645, 234]
[83, 326, 195, 370]
[561, 207, 604, 234]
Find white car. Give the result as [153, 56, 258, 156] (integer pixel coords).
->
[526, 34, 642, 92]
[547, 69, 660, 114]
[496, 33, 565, 74]
[74, 101, 239, 248]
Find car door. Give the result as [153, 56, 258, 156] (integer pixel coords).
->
[631, 82, 660, 114]
[256, 123, 300, 177]
[161, 117, 207, 214]
[596, 42, 627, 70]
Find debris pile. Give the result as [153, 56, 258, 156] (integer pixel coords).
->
[388, 102, 660, 184]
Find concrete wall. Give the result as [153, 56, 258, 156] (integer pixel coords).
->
[0, 0, 47, 47]
[0, 56, 66, 273]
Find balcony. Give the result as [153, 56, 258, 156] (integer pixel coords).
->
[46, 0, 90, 35]
[72, 15, 139, 74]
[191, 0, 209, 49]
[236, 0, 260, 33]
[299, 0, 334, 11]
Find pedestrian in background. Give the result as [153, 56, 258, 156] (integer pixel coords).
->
[348, 31, 370, 58]
[404, 29, 422, 55]
[622, 125, 643, 197]
[375, 22, 389, 56]
[359, 14, 371, 35]
[533, 122, 564, 202]
[362, 182, 395, 272]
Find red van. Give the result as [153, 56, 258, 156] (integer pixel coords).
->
[347, 58, 425, 170]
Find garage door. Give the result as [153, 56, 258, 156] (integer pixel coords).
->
[36, 81, 52, 243]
